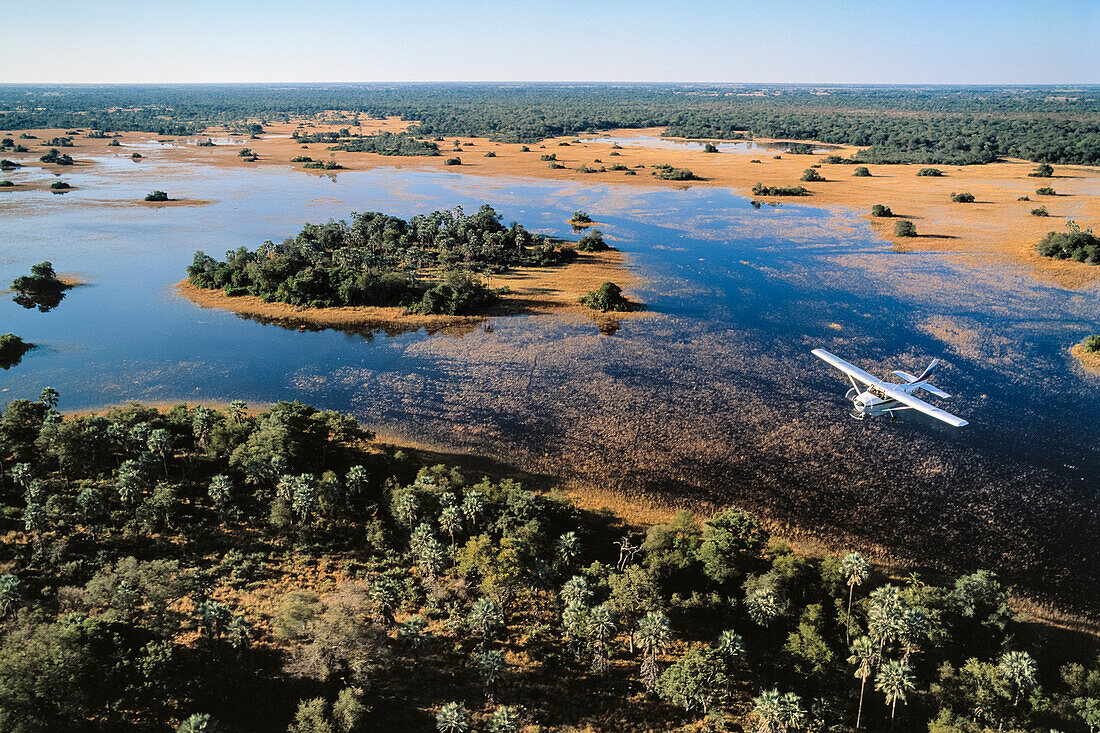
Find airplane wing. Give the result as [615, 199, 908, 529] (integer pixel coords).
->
[880, 383, 969, 427]
[812, 349, 880, 388]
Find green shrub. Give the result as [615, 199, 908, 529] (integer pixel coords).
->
[751, 183, 808, 196]
[1036, 221, 1100, 263]
[703, 143, 719, 153]
[951, 192, 975, 203]
[580, 282, 632, 312]
[49, 181, 71, 190]
[484, 151, 496, 157]
[444, 157, 461, 166]
[1082, 335, 1100, 353]
[894, 220, 917, 237]
[290, 156, 313, 163]
[0, 180, 13, 187]
[800, 168, 824, 182]
[1030, 206, 1048, 217]
[540, 154, 557, 161]
[1028, 163, 1054, 178]
[1036, 187, 1056, 196]
[853, 166, 871, 177]
[144, 190, 170, 202]
[570, 211, 593, 224]
[654, 166, 698, 181]
[916, 168, 943, 177]
[575, 230, 610, 252]
[871, 204, 893, 217]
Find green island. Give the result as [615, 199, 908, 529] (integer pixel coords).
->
[0, 394, 1094, 732]
[0, 334, 33, 369]
[186, 205, 580, 315]
[11, 261, 74, 312]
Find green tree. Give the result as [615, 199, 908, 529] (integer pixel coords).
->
[177, 713, 221, 732]
[208, 474, 233, 511]
[473, 650, 507, 702]
[697, 508, 767, 586]
[848, 636, 877, 729]
[637, 611, 672, 691]
[332, 688, 366, 733]
[875, 659, 915, 722]
[657, 646, 730, 716]
[38, 387, 59, 409]
[487, 705, 521, 733]
[436, 701, 469, 733]
[999, 650, 1037, 706]
[894, 220, 917, 237]
[841, 552, 870, 641]
[0, 575, 21, 618]
[288, 698, 333, 733]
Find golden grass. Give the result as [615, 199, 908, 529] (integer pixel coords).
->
[1070, 342, 1100, 376]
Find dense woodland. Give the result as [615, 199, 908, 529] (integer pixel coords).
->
[0, 394, 1096, 732]
[1, 84, 1098, 164]
[186, 205, 577, 314]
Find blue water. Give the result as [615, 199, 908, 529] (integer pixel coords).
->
[1, 152, 1098, 603]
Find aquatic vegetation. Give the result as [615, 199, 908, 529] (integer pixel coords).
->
[569, 210, 593, 224]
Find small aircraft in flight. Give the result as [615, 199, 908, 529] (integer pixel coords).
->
[812, 349, 969, 427]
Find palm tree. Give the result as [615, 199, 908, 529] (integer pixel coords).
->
[435, 702, 469, 733]
[900, 607, 928, 661]
[147, 428, 173, 476]
[874, 659, 915, 723]
[848, 635, 877, 728]
[561, 575, 592, 607]
[716, 629, 744, 663]
[395, 492, 419, 528]
[999, 650, 1037, 706]
[460, 490, 484, 526]
[176, 713, 219, 733]
[778, 692, 806, 732]
[556, 531, 581, 568]
[841, 552, 870, 641]
[227, 400, 247, 425]
[637, 611, 672, 691]
[752, 688, 783, 733]
[747, 588, 782, 627]
[345, 465, 368, 496]
[473, 650, 507, 702]
[208, 474, 233, 510]
[439, 505, 462, 557]
[487, 705, 521, 733]
[587, 604, 617, 674]
[0, 574, 21, 618]
[468, 597, 503, 647]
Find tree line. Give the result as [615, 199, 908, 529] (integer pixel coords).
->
[1, 84, 1097, 164]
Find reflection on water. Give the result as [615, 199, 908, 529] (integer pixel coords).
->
[0, 155, 1097, 607]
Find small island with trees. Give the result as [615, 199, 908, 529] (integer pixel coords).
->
[0, 333, 33, 369]
[181, 204, 641, 329]
[1072, 334, 1100, 375]
[11, 261, 77, 311]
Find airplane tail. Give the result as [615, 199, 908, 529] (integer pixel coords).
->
[916, 358, 940, 382]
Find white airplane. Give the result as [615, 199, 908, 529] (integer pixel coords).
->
[812, 349, 969, 427]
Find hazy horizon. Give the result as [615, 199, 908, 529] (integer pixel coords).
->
[3, 0, 1097, 85]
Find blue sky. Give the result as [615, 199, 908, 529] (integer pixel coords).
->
[4, 0, 1097, 84]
